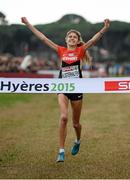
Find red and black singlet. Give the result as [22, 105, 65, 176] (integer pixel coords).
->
[58, 46, 85, 78]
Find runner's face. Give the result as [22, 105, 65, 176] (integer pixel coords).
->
[66, 32, 79, 47]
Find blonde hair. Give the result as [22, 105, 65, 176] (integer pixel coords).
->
[83, 51, 93, 67]
[66, 29, 92, 66]
[66, 29, 81, 39]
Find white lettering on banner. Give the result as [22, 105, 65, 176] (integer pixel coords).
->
[0, 77, 130, 93]
[119, 82, 130, 90]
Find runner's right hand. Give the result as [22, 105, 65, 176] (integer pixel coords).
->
[21, 17, 28, 24]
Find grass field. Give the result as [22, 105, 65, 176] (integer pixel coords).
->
[0, 93, 130, 179]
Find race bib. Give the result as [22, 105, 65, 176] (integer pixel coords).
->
[62, 65, 79, 78]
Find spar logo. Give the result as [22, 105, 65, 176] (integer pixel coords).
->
[105, 80, 130, 91]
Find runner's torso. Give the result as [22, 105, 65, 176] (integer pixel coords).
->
[58, 46, 85, 78]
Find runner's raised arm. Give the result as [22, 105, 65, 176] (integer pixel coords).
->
[83, 19, 110, 49]
[21, 17, 58, 51]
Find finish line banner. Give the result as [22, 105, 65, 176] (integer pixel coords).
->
[0, 77, 130, 93]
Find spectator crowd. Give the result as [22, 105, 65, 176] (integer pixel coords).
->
[0, 53, 58, 73]
[0, 53, 130, 77]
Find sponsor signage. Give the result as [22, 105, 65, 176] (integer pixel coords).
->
[105, 81, 130, 91]
[0, 77, 130, 93]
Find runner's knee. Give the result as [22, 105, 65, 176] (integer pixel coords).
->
[60, 114, 68, 124]
[73, 123, 80, 129]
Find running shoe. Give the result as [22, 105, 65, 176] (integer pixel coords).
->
[71, 142, 80, 155]
[56, 152, 65, 162]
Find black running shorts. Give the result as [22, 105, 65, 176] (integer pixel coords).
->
[63, 93, 83, 101]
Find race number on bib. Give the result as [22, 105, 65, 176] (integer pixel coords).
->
[62, 65, 79, 78]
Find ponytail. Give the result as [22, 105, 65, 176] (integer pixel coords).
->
[77, 40, 93, 67]
[84, 50, 93, 67]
